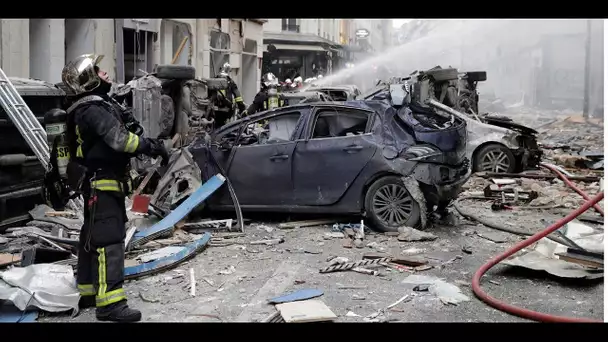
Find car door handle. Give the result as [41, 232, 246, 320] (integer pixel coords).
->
[270, 154, 289, 161]
[343, 145, 363, 152]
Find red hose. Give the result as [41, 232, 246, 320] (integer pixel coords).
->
[472, 165, 604, 323]
[541, 163, 604, 216]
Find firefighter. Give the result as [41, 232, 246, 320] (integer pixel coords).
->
[215, 62, 247, 126]
[61, 54, 169, 322]
[242, 73, 286, 116]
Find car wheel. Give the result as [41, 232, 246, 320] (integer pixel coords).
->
[156, 64, 196, 80]
[364, 176, 421, 232]
[474, 144, 517, 173]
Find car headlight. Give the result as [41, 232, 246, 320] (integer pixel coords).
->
[403, 145, 443, 162]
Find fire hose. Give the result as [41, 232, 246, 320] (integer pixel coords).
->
[465, 165, 604, 322]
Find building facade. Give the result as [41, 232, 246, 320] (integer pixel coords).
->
[349, 19, 393, 54]
[262, 19, 343, 80]
[261, 19, 393, 80]
[0, 18, 266, 103]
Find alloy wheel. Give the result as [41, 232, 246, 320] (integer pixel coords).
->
[372, 184, 414, 227]
[480, 149, 511, 173]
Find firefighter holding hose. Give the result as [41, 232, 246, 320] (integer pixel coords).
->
[61, 54, 169, 322]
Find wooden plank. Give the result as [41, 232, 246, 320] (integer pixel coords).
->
[278, 219, 341, 229]
[556, 252, 603, 269]
[275, 299, 337, 323]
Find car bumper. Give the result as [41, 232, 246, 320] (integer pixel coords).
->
[411, 160, 471, 205]
[434, 167, 471, 200]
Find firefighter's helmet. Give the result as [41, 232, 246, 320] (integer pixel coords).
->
[219, 62, 232, 77]
[61, 54, 105, 95]
[262, 73, 278, 87]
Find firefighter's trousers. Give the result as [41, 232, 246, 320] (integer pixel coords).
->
[76, 184, 128, 309]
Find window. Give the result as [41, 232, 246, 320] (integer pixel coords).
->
[282, 19, 299, 33]
[311, 109, 370, 139]
[210, 30, 231, 77]
[221, 111, 302, 147]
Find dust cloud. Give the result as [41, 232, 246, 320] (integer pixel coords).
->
[317, 19, 604, 116]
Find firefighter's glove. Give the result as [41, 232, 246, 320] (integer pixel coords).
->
[149, 139, 170, 166]
[237, 101, 247, 113]
[239, 109, 248, 118]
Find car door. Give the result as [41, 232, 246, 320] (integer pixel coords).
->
[221, 109, 306, 207]
[293, 105, 377, 206]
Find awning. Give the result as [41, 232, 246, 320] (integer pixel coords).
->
[264, 44, 326, 52]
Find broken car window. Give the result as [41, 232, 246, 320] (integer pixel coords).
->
[311, 109, 370, 139]
[237, 112, 302, 146]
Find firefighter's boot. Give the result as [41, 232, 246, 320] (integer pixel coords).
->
[79, 296, 96, 309]
[96, 301, 142, 322]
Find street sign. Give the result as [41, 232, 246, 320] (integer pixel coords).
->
[355, 29, 370, 39]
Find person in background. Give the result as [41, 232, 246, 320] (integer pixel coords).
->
[243, 73, 286, 116]
[215, 62, 247, 126]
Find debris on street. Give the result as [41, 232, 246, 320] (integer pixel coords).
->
[402, 274, 470, 305]
[0, 50, 604, 323]
[250, 238, 285, 246]
[396, 226, 438, 242]
[268, 289, 324, 304]
[0, 264, 80, 313]
[275, 299, 337, 323]
[501, 223, 604, 279]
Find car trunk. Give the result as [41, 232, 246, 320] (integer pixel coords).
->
[395, 103, 467, 166]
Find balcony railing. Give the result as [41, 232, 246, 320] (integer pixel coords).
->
[282, 24, 300, 33]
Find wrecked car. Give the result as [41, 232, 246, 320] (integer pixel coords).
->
[177, 87, 470, 232]
[1, 78, 66, 229]
[379, 67, 542, 173]
[58, 64, 232, 148]
[280, 91, 332, 106]
[307, 84, 361, 101]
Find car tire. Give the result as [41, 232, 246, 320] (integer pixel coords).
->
[156, 64, 196, 80]
[465, 71, 487, 82]
[474, 144, 517, 173]
[364, 176, 421, 232]
[425, 68, 459, 82]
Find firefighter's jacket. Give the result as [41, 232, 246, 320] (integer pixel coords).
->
[67, 93, 152, 187]
[246, 91, 287, 115]
[219, 76, 246, 112]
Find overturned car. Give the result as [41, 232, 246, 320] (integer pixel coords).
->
[377, 66, 542, 173]
[155, 86, 470, 232]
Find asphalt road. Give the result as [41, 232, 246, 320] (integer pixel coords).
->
[41, 205, 604, 323]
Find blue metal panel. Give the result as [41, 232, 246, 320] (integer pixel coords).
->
[125, 233, 211, 279]
[129, 174, 226, 248]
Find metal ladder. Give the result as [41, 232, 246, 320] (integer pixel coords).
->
[0, 67, 50, 170]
